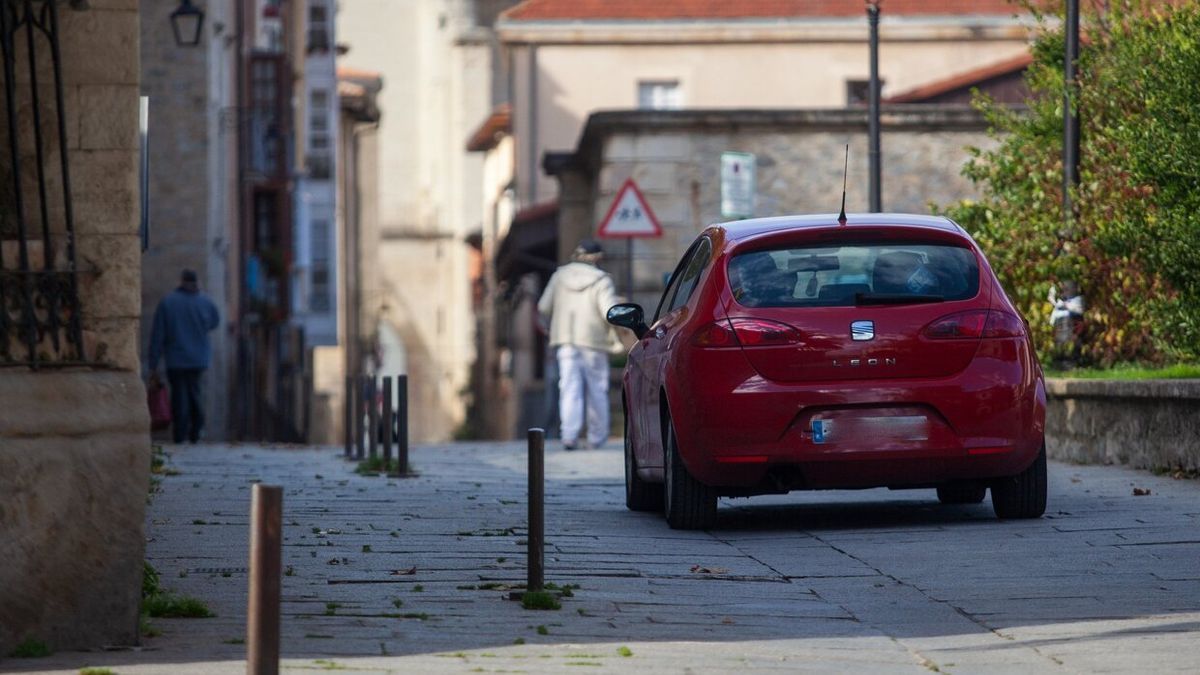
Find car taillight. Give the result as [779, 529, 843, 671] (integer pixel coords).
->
[692, 319, 802, 348]
[982, 311, 1026, 338]
[923, 310, 1025, 339]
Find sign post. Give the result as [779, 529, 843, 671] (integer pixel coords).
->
[596, 179, 663, 298]
[720, 151, 756, 219]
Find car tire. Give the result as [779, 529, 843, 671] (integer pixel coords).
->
[625, 413, 663, 512]
[937, 484, 987, 504]
[663, 418, 717, 530]
[991, 443, 1048, 519]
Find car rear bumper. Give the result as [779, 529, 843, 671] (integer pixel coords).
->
[669, 339, 1045, 490]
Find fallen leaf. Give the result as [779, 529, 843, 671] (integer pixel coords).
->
[389, 566, 417, 576]
[721, 617, 735, 625]
[1132, 487, 1151, 496]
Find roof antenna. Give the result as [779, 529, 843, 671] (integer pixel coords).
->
[837, 144, 849, 226]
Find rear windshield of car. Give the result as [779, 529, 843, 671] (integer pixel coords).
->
[728, 242, 980, 307]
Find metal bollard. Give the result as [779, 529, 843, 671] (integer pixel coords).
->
[366, 376, 379, 460]
[246, 484, 282, 675]
[527, 428, 545, 593]
[396, 374, 409, 475]
[354, 375, 366, 461]
[381, 376, 393, 470]
[343, 376, 353, 459]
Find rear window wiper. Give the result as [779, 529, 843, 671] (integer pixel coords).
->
[855, 292, 944, 305]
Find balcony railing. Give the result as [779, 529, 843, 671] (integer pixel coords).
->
[1, 0, 86, 366]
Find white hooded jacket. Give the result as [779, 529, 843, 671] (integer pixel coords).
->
[537, 261, 621, 352]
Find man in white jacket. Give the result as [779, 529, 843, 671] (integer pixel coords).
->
[538, 239, 621, 449]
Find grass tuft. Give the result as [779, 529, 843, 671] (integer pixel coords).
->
[617, 646, 633, 657]
[79, 668, 115, 675]
[143, 593, 214, 618]
[522, 590, 562, 610]
[8, 638, 51, 658]
[1045, 363, 1200, 380]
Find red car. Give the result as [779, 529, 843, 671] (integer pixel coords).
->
[607, 214, 1046, 530]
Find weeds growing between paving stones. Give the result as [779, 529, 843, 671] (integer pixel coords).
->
[324, 602, 341, 616]
[79, 668, 115, 675]
[355, 457, 399, 475]
[139, 617, 162, 638]
[8, 638, 51, 658]
[536, 625, 549, 635]
[143, 593, 214, 618]
[142, 562, 214, 620]
[222, 637, 245, 645]
[513, 638, 526, 645]
[617, 646, 633, 657]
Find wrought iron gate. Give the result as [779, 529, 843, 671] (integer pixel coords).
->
[0, 0, 85, 367]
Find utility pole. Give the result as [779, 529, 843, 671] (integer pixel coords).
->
[1063, 0, 1081, 227]
[867, 2, 882, 213]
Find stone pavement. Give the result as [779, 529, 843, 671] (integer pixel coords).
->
[8, 440, 1200, 674]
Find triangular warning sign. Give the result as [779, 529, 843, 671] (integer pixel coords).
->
[597, 179, 663, 239]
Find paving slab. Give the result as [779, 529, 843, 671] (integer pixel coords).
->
[5, 441, 1200, 674]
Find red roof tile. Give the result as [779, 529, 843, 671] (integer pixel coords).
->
[885, 51, 1032, 103]
[466, 104, 513, 153]
[503, 0, 1023, 21]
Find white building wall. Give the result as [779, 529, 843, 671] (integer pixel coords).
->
[339, 0, 493, 441]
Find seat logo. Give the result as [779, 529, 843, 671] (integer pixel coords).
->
[851, 320, 875, 341]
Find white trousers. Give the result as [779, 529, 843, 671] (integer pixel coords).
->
[556, 344, 610, 446]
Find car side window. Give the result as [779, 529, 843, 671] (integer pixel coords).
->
[653, 239, 702, 324]
[667, 238, 712, 315]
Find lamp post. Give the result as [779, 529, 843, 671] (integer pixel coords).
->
[170, 0, 205, 47]
[1063, 0, 1080, 228]
[867, 1, 882, 213]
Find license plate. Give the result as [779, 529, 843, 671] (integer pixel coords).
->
[812, 419, 832, 444]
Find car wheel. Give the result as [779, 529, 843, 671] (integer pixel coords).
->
[991, 443, 1048, 519]
[663, 417, 717, 530]
[936, 484, 987, 504]
[625, 412, 663, 512]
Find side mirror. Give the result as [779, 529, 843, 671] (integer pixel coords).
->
[607, 302, 648, 340]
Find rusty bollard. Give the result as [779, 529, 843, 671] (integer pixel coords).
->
[247, 484, 282, 675]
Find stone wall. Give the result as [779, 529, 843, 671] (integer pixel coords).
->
[139, 0, 234, 440]
[1046, 379, 1200, 472]
[556, 107, 997, 311]
[0, 0, 149, 653]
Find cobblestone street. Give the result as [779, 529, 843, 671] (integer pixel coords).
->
[11, 441, 1200, 674]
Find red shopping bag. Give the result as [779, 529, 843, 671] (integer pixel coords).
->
[148, 378, 171, 431]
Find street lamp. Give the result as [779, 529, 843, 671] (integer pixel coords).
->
[866, 1, 882, 213]
[170, 0, 205, 47]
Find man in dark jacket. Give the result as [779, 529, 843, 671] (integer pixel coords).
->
[149, 269, 220, 443]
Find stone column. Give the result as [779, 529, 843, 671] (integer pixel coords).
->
[0, 1, 150, 652]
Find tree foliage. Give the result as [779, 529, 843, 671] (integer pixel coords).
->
[941, 0, 1200, 364]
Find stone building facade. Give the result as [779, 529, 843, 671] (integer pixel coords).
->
[1, 0, 149, 652]
[553, 107, 997, 310]
[139, 0, 239, 440]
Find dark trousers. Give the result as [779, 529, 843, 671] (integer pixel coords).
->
[167, 368, 205, 443]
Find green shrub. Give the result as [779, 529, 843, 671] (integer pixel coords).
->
[940, 0, 1200, 365]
